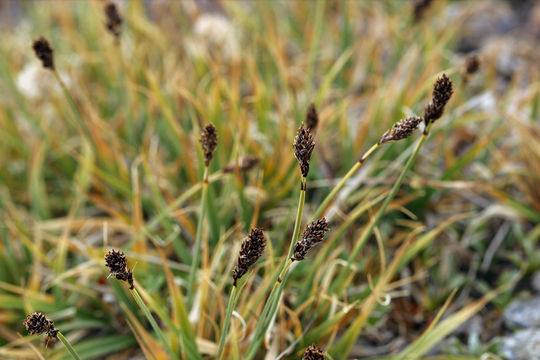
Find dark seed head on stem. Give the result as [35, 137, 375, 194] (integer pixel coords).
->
[413, 0, 433, 22]
[293, 123, 315, 178]
[424, 73, 453, 125]
[200, 123, 218, 167]
[105, 249, 127, 273]
[232, 228, 266, 286]
[378, 116, 422, 145]
[105, 2, 122, 38]
[305, 103, 319, 131]
[105, 249, 134, 289]
[465, 55, 480, 75]
[32, 37, 54, 70]
[302, 344, 325, 360]
[292, 218, 329, 261]
[24, 312, 51, 335]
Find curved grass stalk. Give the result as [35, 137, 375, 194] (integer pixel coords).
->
[56, 331, 82, 360]
[131, 288, 176, 358]
[331, 124, 432, 296]
[312, 143, 379, 219]
[217, 284, 238, 359]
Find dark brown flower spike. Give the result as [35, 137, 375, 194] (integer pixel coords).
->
[305, 103, 319, 131]
[24, 312, 59, 346]
[223, 155, 260, 173]
[413, 0, 433, 22]
[24, 312, 51, 335]
[424, 74, 454, 126]
[464, 55, 480, 75]
[302, 344, 325, 360]
[232, 228, 266, 286]
[378, 116, 422, 145]
[105, 249, 127, 273]
[105, 2, 123, 38]
[293, 123, 315, 178]
[32, 37, 54, 70]
[200, 124, 218, 167]
[105, 249, 134, 289]
[292, 218, 329, 261]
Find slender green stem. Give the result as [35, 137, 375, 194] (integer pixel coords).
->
[56, 331, 81, 360]
[217, 285, 238, 359]
[131, 288, 176, 358]
[188, 167, 210, 306]
[312, 143, 379, 219]
[331, 127, 431, 295]
[245, 178, 306, 359]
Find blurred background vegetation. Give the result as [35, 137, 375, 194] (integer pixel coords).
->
[0, 0, 539, 359]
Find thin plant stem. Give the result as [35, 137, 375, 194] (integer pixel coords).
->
[131, 288, 176, 358]
[56, 332, 82, 360]
[312, 143, 379, 219]
[331, 125, 431, 295]
[245, 178, 306, 359]
[188, 167, 210, 306]
[217, 285, 238, 359]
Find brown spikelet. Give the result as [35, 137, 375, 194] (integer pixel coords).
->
[223, 155, 260, 173]
[293, 123, 315, 178]
[305, 103, 319, 131]
[292, 218, 329, 261]
[413, 0, 433, 22]
[302, 344, 325, 360]
[378, 117, 422, 145]
[105, 2, 122, 38]
[24, 312, 51, 335]
[105, 249, 134, 289]
[105, 249, 127, 273]
[464, 55, 480, 75]
[32, 37, 54, 70]
[232, 228, 266, 286]
[24, 312, 59, 346]
[424, 74, 453, 125]
[200, 124, 218, 167]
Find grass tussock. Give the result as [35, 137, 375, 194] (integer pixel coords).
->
[0, 1, 539, 359]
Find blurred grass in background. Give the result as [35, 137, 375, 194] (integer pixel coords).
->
[0, 0, 539, 359]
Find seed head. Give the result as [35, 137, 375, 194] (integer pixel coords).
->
[232, 228, 266, 286]
[424, 74, 453, 125]
[378, 117, 422, 145]
[292, 218, 329, 261]
[24, 312, 51, 335]
[105, 249, 134, 289]
[115, 268, 134, 290]
[293, 123, 315, 178]
[413, 0, 433, 22]
[105, 249, 127, 274]
[105, 2, 122, 38]
[464, 55, 480, 75]
[32, 37, 54, 70]
[223, 155, 260, 173]
[305, 103, 319, 131]
[200, 123, 218, 167]
[302, 344, 325, 360]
